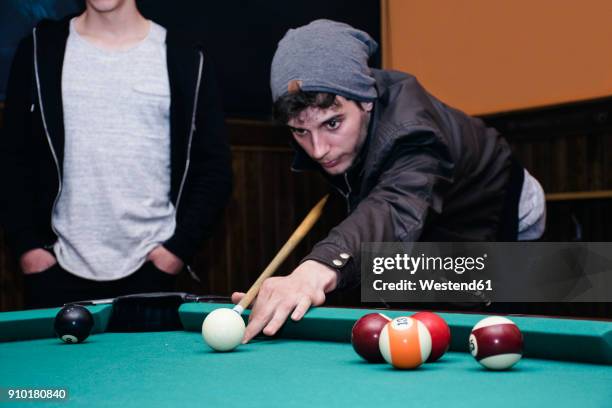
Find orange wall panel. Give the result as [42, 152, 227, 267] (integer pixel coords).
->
[383, 0, 612, 114]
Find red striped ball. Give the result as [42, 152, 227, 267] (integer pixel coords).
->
[469, 316, 523, 370]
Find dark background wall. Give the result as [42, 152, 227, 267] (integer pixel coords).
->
[0, 0, 381, 117]
[138, 0, 381, 118]
[0, 0, 82, 101]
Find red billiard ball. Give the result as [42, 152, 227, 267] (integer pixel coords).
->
[412, 311, 451, 362]
[351, 313, 392, 362]
[469, 316, 523, 370]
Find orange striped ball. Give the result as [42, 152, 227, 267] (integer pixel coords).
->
[378, 316, 432, 369]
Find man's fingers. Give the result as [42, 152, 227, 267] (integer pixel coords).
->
[231, 292, 245, 305]
[262, 303, 294, 336]
[242, 299, 278, 343]
[291, 297, 312, 321]
[242, 316, 268, 344]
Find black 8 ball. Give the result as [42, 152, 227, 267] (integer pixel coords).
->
[54, 305, 94, 344]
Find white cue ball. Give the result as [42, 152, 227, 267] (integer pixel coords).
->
[201, 308, 246, 351]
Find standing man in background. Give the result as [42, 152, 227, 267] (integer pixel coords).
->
[0, 0, 231, 308]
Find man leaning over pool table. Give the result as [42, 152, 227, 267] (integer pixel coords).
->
[232, 19, 546, 343]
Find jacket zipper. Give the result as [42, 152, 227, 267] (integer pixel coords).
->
[176, 50, 204, 282]
[33, 28, 62, 243]
[175, 50, 203, 214]
[331, 173, 353, 214]
[343, 173, 353, 213]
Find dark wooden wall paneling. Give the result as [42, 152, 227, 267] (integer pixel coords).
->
[186, 121, 353, 305]
[0, 231, 20, 311]
[1, 98, 611, 316]
[485, 97, 612, 242]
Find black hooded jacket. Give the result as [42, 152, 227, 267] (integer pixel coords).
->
[0, 17, 232, 263]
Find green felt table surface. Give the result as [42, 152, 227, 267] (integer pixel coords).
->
[1, 303, 611, 407]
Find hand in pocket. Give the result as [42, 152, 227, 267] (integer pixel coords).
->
[146, 245, 184, 275]
[20, 248, 57, 275]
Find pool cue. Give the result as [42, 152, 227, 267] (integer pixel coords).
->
[233, 194, 329, 314]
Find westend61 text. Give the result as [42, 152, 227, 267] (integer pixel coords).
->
[372, 279, 493, 292]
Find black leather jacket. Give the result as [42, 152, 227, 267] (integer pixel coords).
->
[293, 70, 519, 289]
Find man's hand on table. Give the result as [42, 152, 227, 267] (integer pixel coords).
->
[231, 260, 338, 343]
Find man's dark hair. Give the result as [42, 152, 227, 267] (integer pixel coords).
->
[273, 91, 364, 124]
